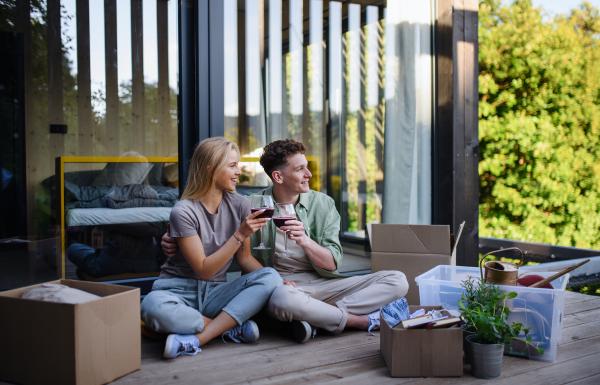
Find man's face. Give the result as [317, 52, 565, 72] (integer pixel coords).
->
[276, 153, 312, 195]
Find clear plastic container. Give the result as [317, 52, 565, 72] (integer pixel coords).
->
[415, 265, 569, 362]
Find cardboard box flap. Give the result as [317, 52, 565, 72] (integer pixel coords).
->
[369, 224, 451, 254]
[450, 221, 465, 266]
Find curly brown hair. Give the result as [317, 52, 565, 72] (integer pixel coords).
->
[260, 139, 306, 180]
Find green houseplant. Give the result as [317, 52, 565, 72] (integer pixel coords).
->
[459, 277, 543, 379]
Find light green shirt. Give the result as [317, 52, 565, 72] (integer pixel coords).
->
[249, 185, 346, 279]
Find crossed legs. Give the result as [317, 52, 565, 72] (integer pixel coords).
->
[266, 270, 408, 334]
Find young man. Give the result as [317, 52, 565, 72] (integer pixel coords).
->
[162, 139, 408, 342]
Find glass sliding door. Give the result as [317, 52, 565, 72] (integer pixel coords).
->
[0, 0, 179, 290]
[222, 0, 433, 237]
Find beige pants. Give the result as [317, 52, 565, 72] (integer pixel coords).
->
[266, 270, 408, 334]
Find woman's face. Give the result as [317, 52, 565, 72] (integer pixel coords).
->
[214, 148, 241, 192]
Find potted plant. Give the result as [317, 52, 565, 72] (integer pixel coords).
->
[460, 276, 505, 363]
[459, 277, 543, 379]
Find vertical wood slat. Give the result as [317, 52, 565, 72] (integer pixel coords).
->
[302, 0, 310, 151]
[16, 0, 34, 235]
[268, 0, 284, 141]
[47, 0, 65, 180]
[341, 30, 348, 232]
[259, 0, 266, 127]
[327, 1, 343, 213]
[105, 0, 120, 156]
[157, 0, 170, 157]
[76, 0, 93, 157]
[451, 0, 479, 267]
[238, 7, 247, 154]
[208, 0, 225, 138]
[434, 0, 454, 228]
[357, 11, 367, 230]
[375, 17, 384, 222]
[463, 0, 479, 267]
[131, 0, 145, 155]
[453, 0, 466, 265]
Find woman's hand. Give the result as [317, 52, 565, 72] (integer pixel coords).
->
[283, 281, 297, 288]
[235, 209, 269, 240]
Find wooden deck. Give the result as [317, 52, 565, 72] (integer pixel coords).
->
[109, 291, 600, 385]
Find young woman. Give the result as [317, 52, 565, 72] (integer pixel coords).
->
[141, 137, 282, 359]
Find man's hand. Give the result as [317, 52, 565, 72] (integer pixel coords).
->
[283, 281, 297, 288]
[161, 231, 179, 257]
[280, 220, 309, 246]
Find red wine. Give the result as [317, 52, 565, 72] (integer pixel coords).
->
[251, 207, 274, 219]
[273, 217, 295, 229]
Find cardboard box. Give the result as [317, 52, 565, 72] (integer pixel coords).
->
[0, 237, 61, 290]
[368, 222, 464, 305]
[380, 305, 463, 377]
[0, 280, 141, 385]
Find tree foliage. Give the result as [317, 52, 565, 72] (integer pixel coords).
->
[479, 0, 600, 249]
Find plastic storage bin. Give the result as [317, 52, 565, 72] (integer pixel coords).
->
[415, 265, 569, 362]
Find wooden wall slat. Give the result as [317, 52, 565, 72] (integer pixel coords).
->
[357, 12, 367, 230]
[105, 0, 120, 156]
[302, 0, 310, 151]
[375, 17, 384, 222]
[47, 0, 63, 234]
[131, 0, 146, 155]
[238, 7, 247, 154]
[453, 0, 467, 265]
[463, 0, 479, 267]
[16, 0, 34, 235]
[76, 0, 93, 157]
[434, 0, 454, 228]
[157, 0, 170, 157]
[47, 0, 64, 182]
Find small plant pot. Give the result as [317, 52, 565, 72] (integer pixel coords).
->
[466, 334, 504, 379]
[463, 327, 477, 364]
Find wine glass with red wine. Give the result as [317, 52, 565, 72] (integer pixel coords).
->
[251, 195, 275, 250]
[274, 203, 297, 256]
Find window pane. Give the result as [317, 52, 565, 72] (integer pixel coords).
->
[0, 0, 179, 289]
[225, 0, 433, 235]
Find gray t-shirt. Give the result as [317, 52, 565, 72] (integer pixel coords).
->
[159, 192, 251, 282]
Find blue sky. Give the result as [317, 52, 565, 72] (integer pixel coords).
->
[529, 0, 600, 16]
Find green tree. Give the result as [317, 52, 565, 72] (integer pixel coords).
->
[479, 0, 600, 249]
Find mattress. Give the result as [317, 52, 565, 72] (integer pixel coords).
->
[66, 207, 172, 227]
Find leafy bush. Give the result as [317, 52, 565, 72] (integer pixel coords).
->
[479, 0, 600, 249]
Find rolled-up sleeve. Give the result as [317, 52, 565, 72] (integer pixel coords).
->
[320, 200, 343, 270]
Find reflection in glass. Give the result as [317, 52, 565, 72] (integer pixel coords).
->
[287, 0, 303, 141]
[0, 0, 179, 288]
[268, 0, 283, 141]
[224, 0, 239, 143]
[223, 0, 433, 236]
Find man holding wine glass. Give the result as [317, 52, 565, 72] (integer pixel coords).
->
[162, 139, 409, 343]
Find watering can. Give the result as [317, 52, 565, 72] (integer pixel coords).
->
[479, 247, 523, 286]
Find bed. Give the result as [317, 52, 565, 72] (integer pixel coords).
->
[55, 156, 178, 279]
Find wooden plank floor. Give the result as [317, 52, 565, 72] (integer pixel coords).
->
[108, 291, 600, 385]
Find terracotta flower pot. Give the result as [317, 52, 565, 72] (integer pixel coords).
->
[466, 334, 504, 379]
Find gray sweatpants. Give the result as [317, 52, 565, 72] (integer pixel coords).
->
[266, 270, 408, 334]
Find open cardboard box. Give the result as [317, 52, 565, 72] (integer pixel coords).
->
[367, 222, 464, 305]
[0, 280, 141, 385]
[380, 305, 463, 377]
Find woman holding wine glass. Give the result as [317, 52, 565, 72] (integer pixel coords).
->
[140, 137, 282, 359]
[251, 195, 275, 250]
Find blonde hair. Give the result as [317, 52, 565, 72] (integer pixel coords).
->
[180, 137, 241, 200]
